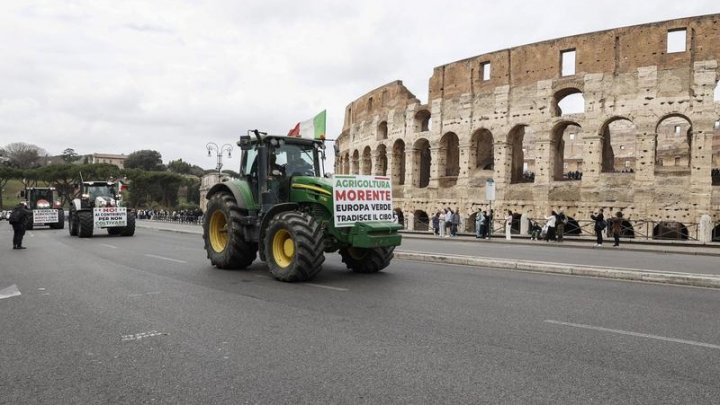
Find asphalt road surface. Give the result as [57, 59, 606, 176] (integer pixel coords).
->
[1, 225, 719, 404]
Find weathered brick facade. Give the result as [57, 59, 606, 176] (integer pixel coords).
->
[335, 14, 720, 241]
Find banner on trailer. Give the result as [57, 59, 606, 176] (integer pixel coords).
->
[333, 175, 393, 227]
[93, 207, 127, 227]
[33, 209, 58, 224]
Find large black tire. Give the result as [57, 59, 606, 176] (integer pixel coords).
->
[50, 209, 64, 229]
[69, 212, 78, 236]
[78, 211, 94, 238]
[264, 211, 324, 282]
[339, 246, 395, 274]
[120, 212, 135, 236]
[203, 192, 257, 269]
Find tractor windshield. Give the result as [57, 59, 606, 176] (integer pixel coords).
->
[275, 143, 320, 177]
[87, 185, 115, 199]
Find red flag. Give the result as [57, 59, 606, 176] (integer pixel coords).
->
[287, 122, 300, 137]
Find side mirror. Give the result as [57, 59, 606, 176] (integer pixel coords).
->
[19, 190, 25, 198]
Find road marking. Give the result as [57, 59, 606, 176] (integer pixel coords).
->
[544, 320, 720, 350]
[144, 254, 187, 264]
[99, 243, 117, 249]
[121, 330, 166, 341]
[128, 291, 162, 297]
[0, 284, 21, 300]
[305, 283, 349, 292]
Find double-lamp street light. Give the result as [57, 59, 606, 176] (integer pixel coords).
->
[206, 142, 233, 173]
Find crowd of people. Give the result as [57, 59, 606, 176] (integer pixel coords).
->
[136, 208, 203, 224]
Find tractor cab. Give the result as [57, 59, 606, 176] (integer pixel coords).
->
[238, 131, 326, 207]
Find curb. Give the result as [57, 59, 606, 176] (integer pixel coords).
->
[394, 251, 720, 289]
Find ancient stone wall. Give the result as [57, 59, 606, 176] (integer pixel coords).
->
[336, 14, 720, 241]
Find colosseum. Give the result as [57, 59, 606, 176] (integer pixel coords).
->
[335, 13, 720, 242]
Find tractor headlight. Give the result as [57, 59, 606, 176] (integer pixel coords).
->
[82, 193, 90, 200]
[37, 199, 51, 209]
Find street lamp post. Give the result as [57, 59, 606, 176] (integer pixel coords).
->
[206, 142, 233, 173]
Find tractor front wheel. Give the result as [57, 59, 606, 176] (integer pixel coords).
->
[264, 211, 324, 282]
[339, 246, 395, 274]
[120, 212, 135, 236]
[203, 192, 257, 269]
[78, 211, 94, 238]
[69, 212, 78, 236]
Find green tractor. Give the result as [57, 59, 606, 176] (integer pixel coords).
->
[203, 130, 402, 282]
[68, 181, 136, 238]
[19, 187, 65, 230]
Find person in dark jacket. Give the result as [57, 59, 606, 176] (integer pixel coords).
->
[610, 211, 625, 247]
[9, 201, 32, 249]
[590, 208, 605, 247]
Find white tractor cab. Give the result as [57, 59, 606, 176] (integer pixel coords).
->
[68, 181, 135, 238]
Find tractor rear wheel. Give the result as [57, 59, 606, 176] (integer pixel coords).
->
[69, 212, 78, 236]
[78, 211, 94, 238]
[120, 212, 135, 236]
[203, 192, 257, 269]
[264, 211, 324, 282]
[339, 246, 395, 273]
[50, 209, 64, 229]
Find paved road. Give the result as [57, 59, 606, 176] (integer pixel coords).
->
[1, 225, 719, 404]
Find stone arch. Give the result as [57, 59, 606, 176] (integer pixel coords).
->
[552, 87, 585, 117]
[470, 128, 494, 170]
[439, 132, 460, 187]
[564, 217, 582, 235]
[413, 138, 431, 188]
[361, 146, 372, 175]
[392, 139, 406, 185]
[712, 224, 720, 242]
[414, 209, 429, 231]
[377, 121, 388, 141]
[509, 125, 533, 183]
[415, 109, 431, 132]
[375, 144, 388, 176]
[652, 221, 688, 240]
[394, 208, 405, 228]
[654, 114, 692, 173]
[713, 116, 720, 185]
[600, 117, 637, 173]
[551, 121, 582, 180]
[351, 150, 360, 174]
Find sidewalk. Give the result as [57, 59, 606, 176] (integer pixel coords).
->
[136, 220, 720, 289]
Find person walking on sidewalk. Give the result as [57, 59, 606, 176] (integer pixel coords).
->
[444, 208, 453, 238]
[505, 210, 513, 240]
[432, 212, 441, 236]
[610, 211, 624, 247]
[451, 208, 460, 237]
[485, 209, 493, 239]
[544, 210, 557, 242]
[590, 208, 605, 247]
[475, 210, 485, 238]
[9, 201, 32, 249]
[556, 210, 567, 242]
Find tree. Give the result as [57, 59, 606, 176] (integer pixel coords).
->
[124, 150, 164, 171]
[61, 148, 81, 164]
[2, 142, 47, 169]
[126, 170, 184, 208]
[167, 159, 192, 174]
[0, 166, 22, 209]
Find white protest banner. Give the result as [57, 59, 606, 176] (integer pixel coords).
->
[333, 175, 393, 227]
[33, 209, 58, 224]
[93, 207, 127, 227]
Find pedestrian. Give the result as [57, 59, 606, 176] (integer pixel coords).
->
[611, 211, 624, 247]
[544, 210, 557, 242]
[590, 208, 605, 247]
[444, 208, 453, 238]
[505, 210, 513, 240]
[485, 209, 493, 239]
[438, 209, 446, 237]
[451, 208, 460, 237]
[475, 210, 485, 238]
[556, 210, 566, 242]
[432, 212, 440, 236]
[8, 201, 32, 249]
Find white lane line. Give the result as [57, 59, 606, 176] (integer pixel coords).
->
[128, 291, 162, 298]
[99, 243, 117, 249]
[0, 284, 21, 300]
[305, 283, 349, 292]
[144, 254, 187, 264]
[545, 319, 720, 350]
[121, 330, 166, 341]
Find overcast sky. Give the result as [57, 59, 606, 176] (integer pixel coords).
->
[1, 1, 717, 171]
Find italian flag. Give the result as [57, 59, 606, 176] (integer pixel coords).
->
[287, 110, 326, 140]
